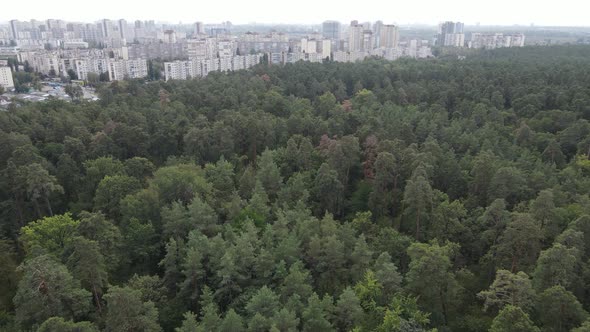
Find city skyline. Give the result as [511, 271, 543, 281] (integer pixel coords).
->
[1, 0, 589, 27]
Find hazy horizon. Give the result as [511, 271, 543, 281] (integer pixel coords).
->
[1, 0, 589, 27]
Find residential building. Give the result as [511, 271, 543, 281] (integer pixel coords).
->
[10, 20, 19, 40]
[107, 59, 147, 80]
[348, 23, 364, 52]
[194, 22, 204, 35]
[469, 33, 526, 49]
[362, 30, 374, 51]
[380, 25, 399, 48]
[444, 33, 465, 47]
[217, 40, 235, 57]
[300, 38, 317, 54]
[437, 21, 465, 47]
[127, 42, 187, 60]
[321, 39, 331, 59]
[0, 66, 14, 89]
[322, 21, 341, 40]
[164, 54, 262, 80]
[164, 60, 194, 80]
[118, 19, 128, 40]
[101, 19, 114, 38]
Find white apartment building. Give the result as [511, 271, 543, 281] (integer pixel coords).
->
[243, 54, 262, 68]
[164, 61, 194, 80]
[186, 39, 208, 58]
[333, 51, 369, 63]
[85, 58, 109, 78]
[321, 39, 331, 59]
[348, 24, 364, 52]
[509, 34, 526, 47]
[69, 58, 108, 80]
[32, 54, 61, 75]
[219, 57, 232, 72]
[469, 33, 526, 49]
[200, 58, 217, 76]
[232, 57, 245, 71]
[164, 54, 262, 80]
[0, 66, 15, 89]
[63, 41, 89, 49]
[217, 40, 235, 58]
[300, 38, 317, 54]
[444, 33, 465, 47]
[108, 59, 147, 80]
[380, 25, 399, 48]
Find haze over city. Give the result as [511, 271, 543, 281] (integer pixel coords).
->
[1, 0, 589, 26]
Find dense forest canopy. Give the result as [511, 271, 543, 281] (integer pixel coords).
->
[2, 45, 590, 331]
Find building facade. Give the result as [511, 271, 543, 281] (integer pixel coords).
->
[437, 21, 465, 47]
[379, 25, 399, 48]
[322, 21, 341, 40]
[0, 66, 14, 89]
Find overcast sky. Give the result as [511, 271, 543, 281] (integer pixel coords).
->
[1, 0, 588, 26]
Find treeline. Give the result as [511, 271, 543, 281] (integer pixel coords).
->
[1, 45, 590, 331]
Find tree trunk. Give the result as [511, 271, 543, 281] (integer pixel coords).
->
[511, 255, 517, 273]
[14, 194, 25, 227]
[439, 288, 448, 326]
[33, 199, 42, 219]
[44, 195, 53, 216]
[93, 284, 102, 313]
[415, 208, 421, 241]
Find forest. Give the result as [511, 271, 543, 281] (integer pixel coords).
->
[1, 45, 590, 332]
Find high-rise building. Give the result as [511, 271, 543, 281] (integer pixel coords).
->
[46, 19, 57, 29]
[373, 20, 383, 47]
[101, 19, 114, 38]
[348, 23, 364, 52]
[321, 39, 331, 59]
[9, 20, 19, 40]
[118, 19, 128, 40]
[108, 59, 147, 80]
[322, 21, 341, 40]
[194, 22, 204, 35]
[362, 30, 373, 51]
[437, 21, 465, 47]
[379, 24, 399, 48]
[300, 38, 317, 53]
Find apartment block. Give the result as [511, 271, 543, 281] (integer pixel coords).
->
[0, 66, 15, 89]
[108, 59, 147, 80]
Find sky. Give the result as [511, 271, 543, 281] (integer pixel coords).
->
[1, 0, 589, 26]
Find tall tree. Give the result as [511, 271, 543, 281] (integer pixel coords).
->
[20, 213, 79, 256]
[489, 305, 540, 332]
[403, 166, 433, 241]
[492, 213, 542, 273]
[335, 287, 363, 331]
[16, 163, 63, 217]
[104, 286, 162, 332]
[65, 236, 108, 312]
[37, 317, 98, 332]
[405, 241, 460, 326]
[477, 269, 535, 313]
[533, 243, 579, 291]
[14, 255, 92, 330]
[536, 286, 588, 332]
